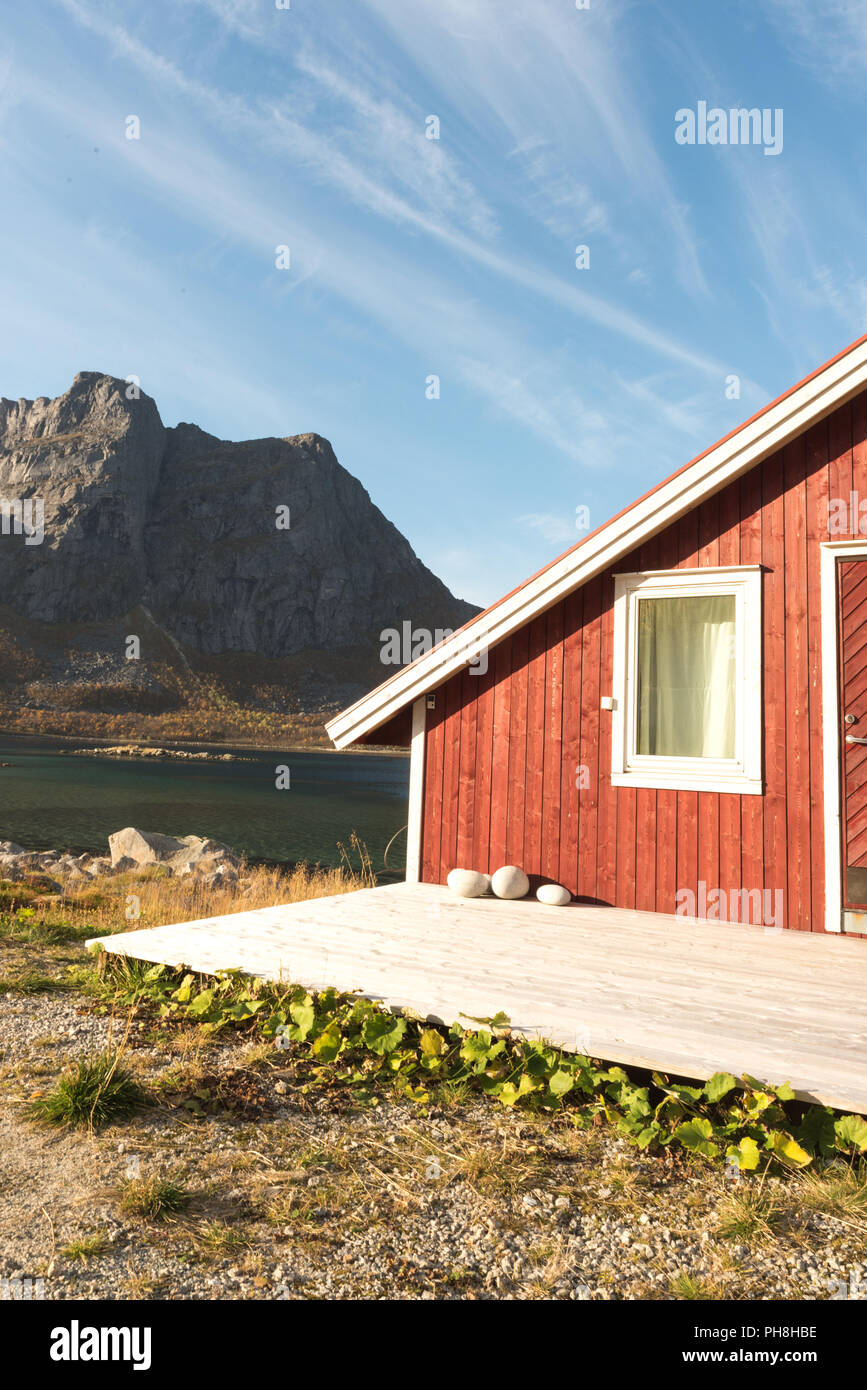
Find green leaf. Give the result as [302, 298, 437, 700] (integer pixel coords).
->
[741, 1088, 776, 1117]
[401, 1084, 430, 1103]
[704, 1072, 737, 1103]
[668, 1083, 705, 1103]
[728, 1136, 761, 1172]
[312, 1021, 343, 1062]
[636, 1125, 660, 1149]
[460, 1031, 496, 1070]
[767, 1131, 812, 1168]
[834, 1113, 867, 1153]
[673, 1117, 718, 1157]
[525, 1047, 557, 1077]
[773, 1081, 796, 1101]
[188, 988, 215, 1017]
[288, 997, 315, 1041]
[548, 1069, 575, 1098]
[620, 1085, 652, 1119]
[361, 1013, 407, 1056]
[222, 999, 266, 1020]
[498, 1074, 539, 1107]
[419, 1028, 445, 1058]
[172, 973, 196, 1003]
[796, 1106, 836, 1157]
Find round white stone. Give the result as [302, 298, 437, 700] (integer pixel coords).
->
[536, 883, 571, 907]
[491, 865, 530, 900]
[447, 868, 488, 898]
[480, 873, 492, 894]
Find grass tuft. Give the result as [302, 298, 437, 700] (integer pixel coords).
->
[669, 1271, 721, 1300]
[29, 1051, 145, 1130]
[716, 1186, 786, 1242]
[62, 1234, 109, 1262]
[121, 1174, 190, 1221]
[0, 970, 70, 994]
[796, 1163, 867, 1228]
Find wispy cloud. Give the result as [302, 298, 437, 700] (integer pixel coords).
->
[765, 0, 867, 76]
[357, 0, 710, 295]
[52, 0, 721, 378]
[516, 511, 581, 548]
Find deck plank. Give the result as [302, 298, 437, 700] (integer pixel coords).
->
[90, 884, 867, 1114]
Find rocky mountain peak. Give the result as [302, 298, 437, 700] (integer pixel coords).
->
[0, 372, 477, 711]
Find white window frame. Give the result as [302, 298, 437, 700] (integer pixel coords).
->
[610, 566, 763, 795]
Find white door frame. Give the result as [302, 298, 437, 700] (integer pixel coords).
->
[404, 697, 426, 883]
[820, 540, 867, 933]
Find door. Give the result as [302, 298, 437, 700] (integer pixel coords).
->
[838, 558, 867, 910]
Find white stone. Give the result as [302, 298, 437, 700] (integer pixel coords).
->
[107, 827, 240, 872]
[446, 868, 488, 898]
[491, 865, 530, 900]
[536, 883, 571, 907]
[108, 827, 186, 867]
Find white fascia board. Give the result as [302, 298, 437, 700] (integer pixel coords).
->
[327, 339, 867, 749]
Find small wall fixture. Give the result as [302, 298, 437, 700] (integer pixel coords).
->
[600, 696, 615, 711]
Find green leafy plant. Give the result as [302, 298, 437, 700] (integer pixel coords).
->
[93, 957, 867, 1170]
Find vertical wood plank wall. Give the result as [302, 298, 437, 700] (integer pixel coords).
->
[419, 395, 867, 933]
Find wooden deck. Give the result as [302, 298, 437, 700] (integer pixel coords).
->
[91, 883, 867, 1114]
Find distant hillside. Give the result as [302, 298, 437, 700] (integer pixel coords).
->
[0, 373, 478, 745]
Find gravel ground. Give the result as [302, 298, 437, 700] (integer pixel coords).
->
[1, 991, 865, 1302]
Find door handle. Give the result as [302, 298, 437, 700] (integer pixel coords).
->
[846, 735, 867, 744]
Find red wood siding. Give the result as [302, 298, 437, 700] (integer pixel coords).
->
[418, 391, 867, 933]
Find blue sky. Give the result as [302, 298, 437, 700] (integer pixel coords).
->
[2, 1, 867, 607]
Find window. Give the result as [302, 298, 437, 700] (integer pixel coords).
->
[611, 567, 762, 794]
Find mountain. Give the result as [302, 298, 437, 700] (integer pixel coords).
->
[0, 372, 478, 741]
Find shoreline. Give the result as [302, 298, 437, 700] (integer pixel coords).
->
[0, 728, 409, 759]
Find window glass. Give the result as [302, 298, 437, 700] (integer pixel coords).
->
[635, 594, 736, 759]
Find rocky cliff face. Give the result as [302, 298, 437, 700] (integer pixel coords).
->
[0, 373, 477, 721]
[0, 374, 165, 623]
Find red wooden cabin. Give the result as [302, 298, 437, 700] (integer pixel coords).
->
[328, 334, 867, 937]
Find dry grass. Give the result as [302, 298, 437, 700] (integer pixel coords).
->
[1, 838, 376, 949]
[715, 1186, 787, 1243]
[112, 855, 371, 932]
[794, 1164, 867, 1231]
[0, 843, 376, 1001]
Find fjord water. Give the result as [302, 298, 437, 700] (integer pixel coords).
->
[0, 739, 409, 874]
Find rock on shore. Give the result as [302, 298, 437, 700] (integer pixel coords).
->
[0, 827, 242, 891]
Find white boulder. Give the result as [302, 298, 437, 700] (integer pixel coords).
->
[108, 827, 187, 867]
[85, 858, 113, 877]
[446, 868, 488, 898]
[491, 865, 530, 900]
[107, 828, 241, 874]
[536, 883, 572, 907]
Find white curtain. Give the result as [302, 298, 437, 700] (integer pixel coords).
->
[636, 595, 736, 759]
